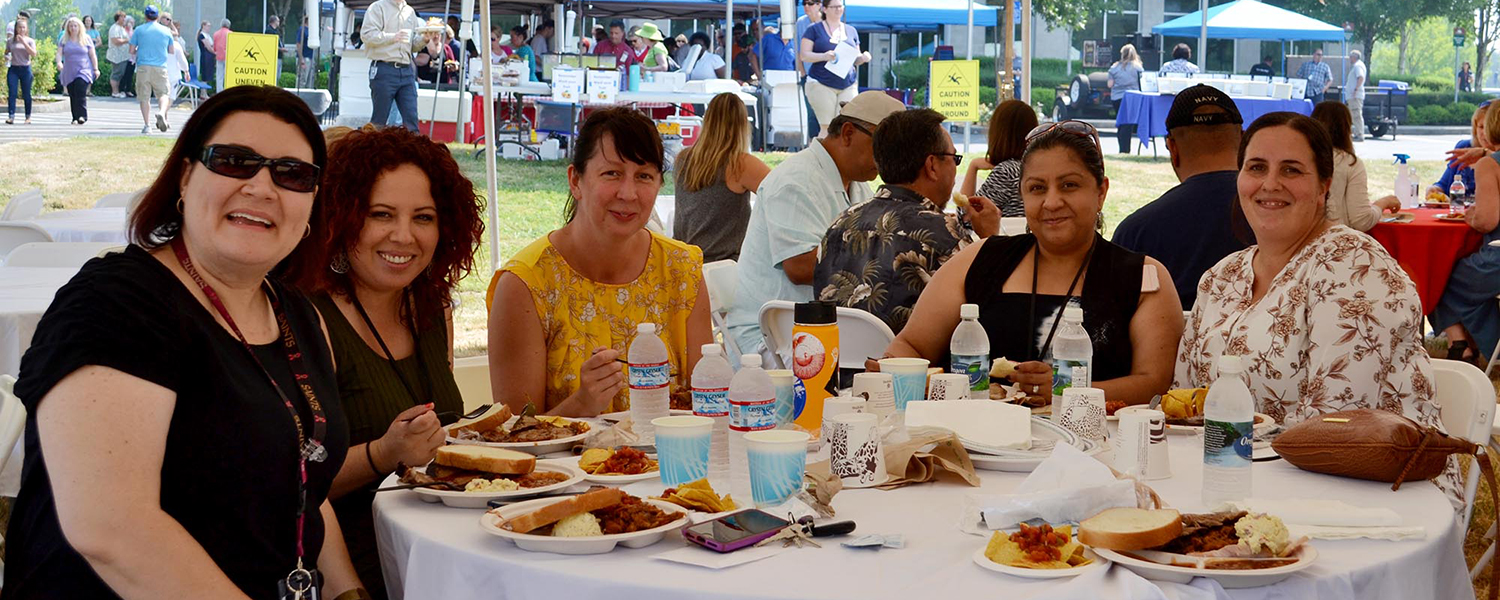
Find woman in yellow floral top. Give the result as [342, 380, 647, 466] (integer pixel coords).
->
[487, 107, 713, 416]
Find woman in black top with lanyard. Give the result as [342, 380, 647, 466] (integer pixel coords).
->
[284, 126, 483, 600]
[879, 121, 1183, 407]
[6, 86, 365, 599]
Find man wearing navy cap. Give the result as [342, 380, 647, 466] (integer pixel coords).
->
[1111, 84, 1253, 308]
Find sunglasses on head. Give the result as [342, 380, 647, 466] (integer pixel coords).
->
[199, 144, 321, 193]
[1025, 120, 1102, 152]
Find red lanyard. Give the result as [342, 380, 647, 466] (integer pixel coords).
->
[169, 237, 327, 562]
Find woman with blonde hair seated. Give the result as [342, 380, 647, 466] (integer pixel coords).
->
[1309, 100, 1399, 232]
[673, 92, 770, 262]
[488, 107, 713, 417]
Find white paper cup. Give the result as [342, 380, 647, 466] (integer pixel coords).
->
[1113, 406, 1170, 480]
[927, 373, 971, 401]
[821, 394, 865, 445]
[744, 430, 811, 507]
[878, 358, 929, 412]
[1057, 387, 1107, 442]
[828, 412, 887, 488]
[851, 372, 895, 417]
[652, 415, 713, 486]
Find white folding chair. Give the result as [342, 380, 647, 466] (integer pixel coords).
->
[757, 300, 896, 372]
[453, 355, 494, 415]
[1430, 359, 1496, 536]
[702, 260, 742, 362]
[655, 195, 676, 239]
[94, 188, 145, 211]
[0, 222, 55, 260]
[4, 242, 122, 268]
[1, 189, 43, 221]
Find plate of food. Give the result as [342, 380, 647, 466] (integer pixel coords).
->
[1435, 212, 1468, 222]
[1150, 389, 1278, 436]
[962, 417, 1102, 472]
[972, 522, 1106, 579]
[447, 404, 592, 455]
[597, 408, 693, 423]
[400, 446, 586, 508]
[577, 447, 660, 483]
[480, 488, 689, 554]
[1081, 507, 1316, 588]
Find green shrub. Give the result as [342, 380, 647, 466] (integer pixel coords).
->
[1408, 104, 1450, 125]
[1449, 101, 1479, 123]
[92, 58, 113, 96]
[31, 40, 59, 96]
[1407, 91, 1492, 108]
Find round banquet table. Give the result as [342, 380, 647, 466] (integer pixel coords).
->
[372, 434, 1472, 600]
[24, 207, 129, 244]
[0, 266, 78, 377]
[1367, 208, 1486, 315]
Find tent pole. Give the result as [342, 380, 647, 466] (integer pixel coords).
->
[1021, 0, 1030, 108]
[1198, 0, 1206, 71]
[481, 0, 499, 273]
[965, 0, 972, 154]
[726, 0, 734, 77]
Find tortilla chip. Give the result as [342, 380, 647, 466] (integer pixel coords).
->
[656, 479, 738, 512]
[579, 448, 613, 474]
[983, 525, 1091, 570]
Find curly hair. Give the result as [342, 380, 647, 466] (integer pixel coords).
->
[282, 128, 484, 328]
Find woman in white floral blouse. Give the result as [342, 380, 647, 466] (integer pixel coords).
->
[1174, 111, 1461, 511]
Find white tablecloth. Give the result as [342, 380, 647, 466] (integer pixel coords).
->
[26, 207, 129, 244]
[372, 435, 1472, 600]
[0, 266, 77, 377]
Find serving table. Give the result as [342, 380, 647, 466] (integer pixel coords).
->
[1367, 208, 1487, 315]
[1115, 90, 1314, 146]
[373, 434, 1471, 600]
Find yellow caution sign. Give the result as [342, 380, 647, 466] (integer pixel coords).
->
[929, 60, 981, 122]
[225, 32, 280, 88]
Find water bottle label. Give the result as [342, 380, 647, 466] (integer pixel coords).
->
[693, 387, 729, 417]
[1050, 359, 1089, 397]
[952, 354, 989, 392]
[1203, 418, 1253, 467]
[728, 397, 777, 432]
[628, 361, 671, 390]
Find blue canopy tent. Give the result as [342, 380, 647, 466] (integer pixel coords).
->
[1150, 0, 1345, 75]
[582, 0, 997, 31]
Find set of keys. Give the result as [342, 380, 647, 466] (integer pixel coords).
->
[755, 516, 857, 549]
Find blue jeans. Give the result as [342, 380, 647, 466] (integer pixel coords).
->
[7, 66, 33, 119]
[369, 60, 418, 131]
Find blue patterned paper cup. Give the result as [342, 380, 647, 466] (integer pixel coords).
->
[878, 357, 930, 412]
[744, 430, 810, 508]
[653, 415, 713, 486]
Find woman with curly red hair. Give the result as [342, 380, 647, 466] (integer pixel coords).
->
[283, 126, 483, 599]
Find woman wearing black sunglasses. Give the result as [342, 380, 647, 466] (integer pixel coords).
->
[5, 86, 366, 600]
[878, 121, 1183, 408]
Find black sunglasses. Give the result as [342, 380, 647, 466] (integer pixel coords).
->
[199, 144, 321, 193]
[931, 152, 962, 166]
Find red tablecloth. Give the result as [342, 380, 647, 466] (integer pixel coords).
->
[1367, 208, 1486, 314]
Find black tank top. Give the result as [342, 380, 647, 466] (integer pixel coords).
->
[962, 233, 1144, 383]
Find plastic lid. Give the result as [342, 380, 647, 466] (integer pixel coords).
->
[741, 353, 762, 368]
[637, 322, 656, 334]
[701, 344, 722, 355]
[1217, 354, 1244, 373]
[1063, 306, 1084, 322]
[960, 303, 979, 319]
[794, 301, 837, 324]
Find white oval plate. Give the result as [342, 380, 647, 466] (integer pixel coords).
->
[961, 417, 1080, 457]
[479, 497, 689, 554]
[1163, 413, 1277, 436]
[412, 462, 586, 508]
[576, 455, 661, 484]
[968, 438, 1103, 472]
[447, 416, 593, 455]
[597, 409, 693, 423]
[971, 545, 1108, 579]
[1092, 544, 1317, 588]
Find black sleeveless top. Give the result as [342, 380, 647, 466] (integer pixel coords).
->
[5, 245, 347, 600]
[962, 233, 1144, 383]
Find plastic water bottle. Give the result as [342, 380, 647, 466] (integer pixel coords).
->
[1202, 355, 1254, 506]
[1450, 178, 1467, 214]
[950, 303, 990, 399]
[691, 344, 735, 491]
[628, 323, 671, 445]
[1047, 305, 1092, 421]
[727, 353, 776, 504]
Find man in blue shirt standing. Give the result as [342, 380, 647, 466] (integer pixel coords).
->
[753, 24, 795, 79]
[128, 5, 175, 134]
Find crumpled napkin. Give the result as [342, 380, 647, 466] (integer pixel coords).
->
[587, 418, 641, 448]
[807, 425, 980, 492]
[959, 442, 1145, 534]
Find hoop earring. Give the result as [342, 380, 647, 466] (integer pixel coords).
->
[330, 253, 350, 274]
[303, 224, 311, 239]
[176, 196, 185, 214]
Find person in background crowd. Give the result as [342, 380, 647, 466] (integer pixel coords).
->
[487, 107, 712, 416]
[161, 14, 191, 94]
[593, 20, 633, 66]
[530, 19, 553, 56]
[732, 27, 756, 83]
[630, 23, 670, 73]
[197, 20, 215, 89]
[672, 33, 691, 66]
[726, 91, 905, 363]
[107, 11, 131, 97]
[796, 0, 823, 139]
[1159, 43, 1199, 76]
[84, 15, 101, 46]
[879, 120, 1182, 407]
[684, 32, 725, 80]
[816, 108, 1001, 334]
[265, 14, 281, 39]
[1113, 85, 1250, 308]
[1430, 105, 1500, 367]
[120, 16, 137, 96]
[361, 0, 424, 131]
[1248, 54, 1274, 78]
[4, 84, 366, 600]
[58, 17, 99, 125]
[1311, 101, 1399, 232]
[588, 25, 605, 53]
[490, 26, 511, 61]
[285, 127, 482, 600]
[5, 17, 35, 125]
[1460, 61, 1473, 93]
[213, 18, 230, 92]
[130, 5, 175, 135]
[673, 93, 771, 263]
[298, 15, 316, 88]
[754, 23, 795, 79]
[801, 0, 870, 138]
[1431, 102, 1492, 196]
[1345, 49, 1367, 142]
[507, 25, 536, 77]
[1174, 110, 1462, 512]
[962, 99, 1037, 217]
[447, 16, 479, 59]
[1295, 48, 1332, 104]
[1107, 43, 1143, 154]
[415, 20, 458, 85]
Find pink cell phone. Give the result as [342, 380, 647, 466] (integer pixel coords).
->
[681, 509, 790, 553]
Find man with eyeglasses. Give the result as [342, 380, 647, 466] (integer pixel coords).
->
[813, 108, 1000, 333]
[726, 91, 906, 365]
[796, 0, 823, 139]
[1111, 85, 1251, 307]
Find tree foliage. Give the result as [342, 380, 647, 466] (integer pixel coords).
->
[1283, 0, 1464, 73]
[17, 0, 76, 40]
[982, 0, 1122, 33]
